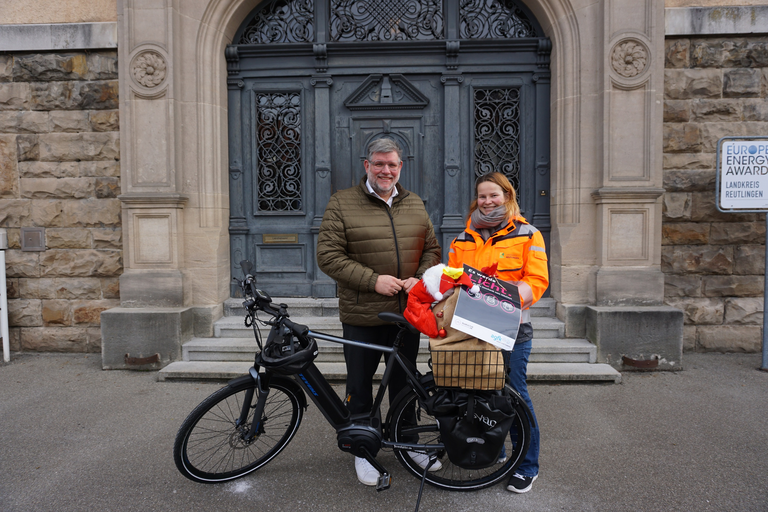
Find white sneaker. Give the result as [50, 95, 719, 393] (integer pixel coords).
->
[354, 456, 379, 486]
[407, 451, 442, 471]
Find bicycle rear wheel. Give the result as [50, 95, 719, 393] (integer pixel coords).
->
[388, 384, 531, 491]
[174, 376, 303, 483]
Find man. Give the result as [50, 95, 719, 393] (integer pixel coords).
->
[317, 138, 442, 485]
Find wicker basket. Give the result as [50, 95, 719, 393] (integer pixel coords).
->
[431, 349, 507, 390]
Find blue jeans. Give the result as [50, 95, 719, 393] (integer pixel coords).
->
[505, 334, 540, 477]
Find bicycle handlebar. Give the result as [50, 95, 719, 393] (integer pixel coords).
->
[238, 261, 397, 340]
[237, 270, 308, 337]
[238, 272, 409, 340]
[282, 317, 309, 337]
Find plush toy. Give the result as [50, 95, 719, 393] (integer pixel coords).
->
[404, 264, 480, 338]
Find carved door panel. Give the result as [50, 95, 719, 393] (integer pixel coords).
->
[229, 78, 319, 297]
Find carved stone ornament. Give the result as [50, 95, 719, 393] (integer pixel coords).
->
[344, 74, 429, 111]
[131, 51, 167, 88]
[611, 39, 648, 78]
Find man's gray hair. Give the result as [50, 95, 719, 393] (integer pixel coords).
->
[366, 138, 402, 162]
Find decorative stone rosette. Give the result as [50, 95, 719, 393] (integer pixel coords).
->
[611, 39, 648, 79]
[131, 50, 167, 88]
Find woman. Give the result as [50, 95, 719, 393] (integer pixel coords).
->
[447, 172, 549, 494]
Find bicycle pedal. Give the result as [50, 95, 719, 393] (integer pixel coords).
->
[376, 473, 391, 491]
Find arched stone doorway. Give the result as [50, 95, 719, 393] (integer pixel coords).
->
[110, 0, 679, 372]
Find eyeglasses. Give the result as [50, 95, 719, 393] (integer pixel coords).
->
[369, 161, 401, 170]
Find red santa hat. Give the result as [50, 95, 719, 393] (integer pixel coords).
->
[404, 264, 480, 337]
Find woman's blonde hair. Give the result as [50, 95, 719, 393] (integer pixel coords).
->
[468, 172, 521, 220]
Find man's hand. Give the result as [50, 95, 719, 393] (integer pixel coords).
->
[402, 277, 420, 293]
[375, 275, 404, 296]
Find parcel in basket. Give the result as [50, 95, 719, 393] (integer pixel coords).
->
[404, 264, 522, 390]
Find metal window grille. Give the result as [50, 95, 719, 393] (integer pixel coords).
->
[329, 0, 444, 41]
[473, 88, 521, 191]
[238, 0, 314, 44]
[256, 92, 303, 212]
[460, 0, 536, 39]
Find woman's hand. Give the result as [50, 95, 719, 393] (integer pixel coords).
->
[512, 280, 534, 308]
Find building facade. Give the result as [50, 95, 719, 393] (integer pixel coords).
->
[1, 0, 765, 367]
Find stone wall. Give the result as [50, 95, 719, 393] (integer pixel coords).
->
[663, 36, 767, 352]
[0, 0, 117, 25]
[0, 50, 121, 353]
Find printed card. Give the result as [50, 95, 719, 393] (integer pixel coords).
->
[450, 265, 522, 350]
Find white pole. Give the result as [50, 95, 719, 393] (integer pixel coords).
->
[0, 228, 8, 363]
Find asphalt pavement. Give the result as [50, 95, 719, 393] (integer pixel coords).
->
[0, 352, 766, 512]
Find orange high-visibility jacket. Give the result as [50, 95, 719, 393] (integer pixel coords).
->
[447, 216, 549, 321]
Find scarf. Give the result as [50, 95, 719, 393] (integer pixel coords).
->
[470, 206, 509, 241]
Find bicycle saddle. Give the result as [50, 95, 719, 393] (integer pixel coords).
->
[378, 312, 420, 335]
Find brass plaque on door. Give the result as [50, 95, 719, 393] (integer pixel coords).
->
[263, 233, 299, 244]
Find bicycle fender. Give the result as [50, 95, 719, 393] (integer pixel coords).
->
[226, 373, 308, 411]
[227, 374, 256, 388]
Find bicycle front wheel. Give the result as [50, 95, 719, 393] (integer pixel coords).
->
[174, 376, 303, 483]
[388, 385, 531, 491]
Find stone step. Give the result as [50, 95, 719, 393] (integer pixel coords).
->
[527, 317, 564, 338]
[157, 360, 621, 383]
[212, 314, 565, 339]
[529, 338, 596, 363]
[310, 337, 594, 363]
[223, 296, 557, 318]
[183, 336, 595, 364]
[531, 297, 556, 317]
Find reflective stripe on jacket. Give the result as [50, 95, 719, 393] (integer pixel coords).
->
[447, 216, 549, 319]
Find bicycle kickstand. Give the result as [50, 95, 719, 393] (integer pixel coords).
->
[414, 453, 439, 512]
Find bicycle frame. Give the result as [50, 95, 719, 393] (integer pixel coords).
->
[232, 261, 435, 453]
[301, 330, 427, 429]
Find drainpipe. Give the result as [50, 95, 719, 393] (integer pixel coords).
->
[0, 228, 8, 363]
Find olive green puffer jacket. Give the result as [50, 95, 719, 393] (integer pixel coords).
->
[317, 178, 442, 326]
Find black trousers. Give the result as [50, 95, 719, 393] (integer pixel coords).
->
[342, 323, 421, 415]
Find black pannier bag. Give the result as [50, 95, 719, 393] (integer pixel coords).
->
[428, 388, 517, 469]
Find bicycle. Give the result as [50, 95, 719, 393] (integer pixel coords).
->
[173, 260, 533, 504]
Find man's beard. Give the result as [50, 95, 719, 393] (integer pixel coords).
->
[371, 180, 395, 197]
[368, 172, 397, 197]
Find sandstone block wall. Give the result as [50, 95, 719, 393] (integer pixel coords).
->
[663, 36, 767, 352]
[0, 51, 121, 353]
